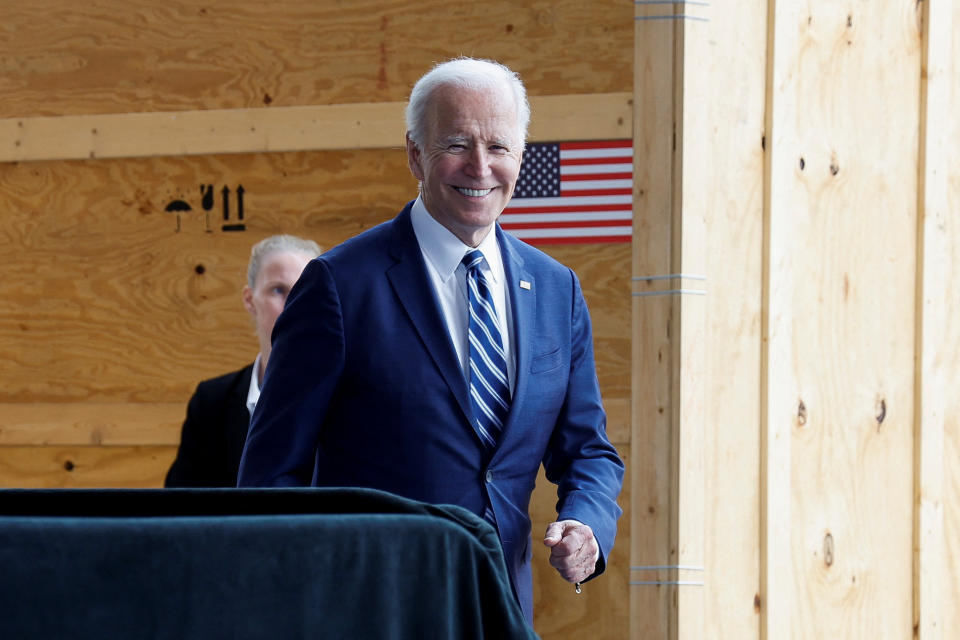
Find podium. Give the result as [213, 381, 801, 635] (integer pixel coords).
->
[0, 487, 538, 639]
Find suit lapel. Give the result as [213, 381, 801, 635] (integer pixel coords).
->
[227, 364, 255, 466]
[386, 207, 474, 427]
[498, 229, 534, 445]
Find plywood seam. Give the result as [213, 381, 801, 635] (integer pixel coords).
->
[758, 0, 777, 638]
[913, 0, 947, 637]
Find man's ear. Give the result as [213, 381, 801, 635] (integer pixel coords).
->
[241, 285, 255, 316]
[406, 133, 425, 182]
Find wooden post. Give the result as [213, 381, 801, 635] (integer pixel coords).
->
[631, 2, 709, 638]
[915, 1, 959, 638]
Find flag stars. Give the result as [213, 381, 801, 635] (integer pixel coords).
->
[516, 143, 561, 198]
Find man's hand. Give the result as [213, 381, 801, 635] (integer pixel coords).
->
[542, 520, 600, 584]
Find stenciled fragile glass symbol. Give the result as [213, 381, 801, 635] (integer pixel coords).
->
[165, 184, 246, 232]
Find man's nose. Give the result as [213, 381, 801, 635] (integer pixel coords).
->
[464, 147, 492, 178]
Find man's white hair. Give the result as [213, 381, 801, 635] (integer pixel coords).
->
[405, 57, 530, 150]
[247, 234, 322, 288]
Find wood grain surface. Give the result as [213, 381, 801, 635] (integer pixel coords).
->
[3, 0, 633, 118]
[0, 149, 629, 404]
[765, 3, 920, 638]
[0, 93, 632, 163]
[0, 445, 176, 488]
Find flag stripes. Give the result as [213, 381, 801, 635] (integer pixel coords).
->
[500, 139, 633, 245]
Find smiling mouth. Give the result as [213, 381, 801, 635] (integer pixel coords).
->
[455, 187, 493, 197]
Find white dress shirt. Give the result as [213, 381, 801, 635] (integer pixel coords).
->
[245, 353, 263, 418]
[410, 196, 516, 394]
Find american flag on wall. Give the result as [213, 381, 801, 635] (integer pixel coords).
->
[499, 139, 633, 245]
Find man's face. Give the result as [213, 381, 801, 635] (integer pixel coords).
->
[242, 251, 313, 362]
[407, 84, 523, 247]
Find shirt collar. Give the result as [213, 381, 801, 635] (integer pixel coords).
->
[410, 195, 503, 284]
[245, 353, 262, 418]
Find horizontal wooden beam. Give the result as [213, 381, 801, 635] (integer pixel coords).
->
[0, 403, 182, 446]
[0, 93, 632, 163]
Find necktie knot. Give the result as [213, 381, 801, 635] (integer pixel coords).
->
[462, 249, 485, 273]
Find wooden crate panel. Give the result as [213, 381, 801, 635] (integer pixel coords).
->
[766, 4, 921, 638]
[0, 445, 176, 488]
[0, 149, 412, 403]
[3, 0, 633, 118]
[699, 1, 767, 636]
[0, 149, 630, 407]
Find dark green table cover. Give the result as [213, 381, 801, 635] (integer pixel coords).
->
[0, 487, 538, 639]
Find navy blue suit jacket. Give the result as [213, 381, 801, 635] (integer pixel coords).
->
[166, 364, 253, 488]
[238, 202, 624, 619]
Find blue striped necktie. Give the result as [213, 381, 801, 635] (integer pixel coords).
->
[462, 249, 510, 451]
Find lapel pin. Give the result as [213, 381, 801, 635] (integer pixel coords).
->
[520, 280, 531, 290]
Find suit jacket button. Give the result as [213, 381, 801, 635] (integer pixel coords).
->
[485, 470, 493, 483]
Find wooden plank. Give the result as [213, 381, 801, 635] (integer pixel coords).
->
[527, 94, 633, 146]
[631, 2, 679, 636]
[673, 10, 710, 640]
[0, 93, 633, 163]
[2, 1, 633, 119]
[698, 0, 767, 637]
[915, 1, 960, 638]
[766, 3, 921, 638]
[760, 2, 801, 637]
[0, 403, 182, 446]
[0, 446, 176, 488]
[631, 1, 711, 638]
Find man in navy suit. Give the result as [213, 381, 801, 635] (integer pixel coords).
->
[238, 57, 624, 621]
[166, 235, 320, 487]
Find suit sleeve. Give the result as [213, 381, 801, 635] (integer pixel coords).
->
[542, 268, 625, 580]
[237, 258, 345, 486]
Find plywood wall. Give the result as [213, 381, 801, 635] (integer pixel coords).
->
[3, 0, 631, 117]
[631, 1, 959, 639]
[766, 2, 919, 636]
[0, 3, 634, 639]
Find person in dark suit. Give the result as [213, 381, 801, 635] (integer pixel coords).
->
[165, 234, 321, 487]
[237, 58, 624, 621]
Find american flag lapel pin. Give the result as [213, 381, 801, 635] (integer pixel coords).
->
[520, 280, 531, 290]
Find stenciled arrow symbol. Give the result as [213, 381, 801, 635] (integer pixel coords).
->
[221, 185, 230, 220]
[236, 185, 245, 220]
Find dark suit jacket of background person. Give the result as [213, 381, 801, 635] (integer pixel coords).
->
[165, 364, 254, 487]
[238, 201, 625, 621]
